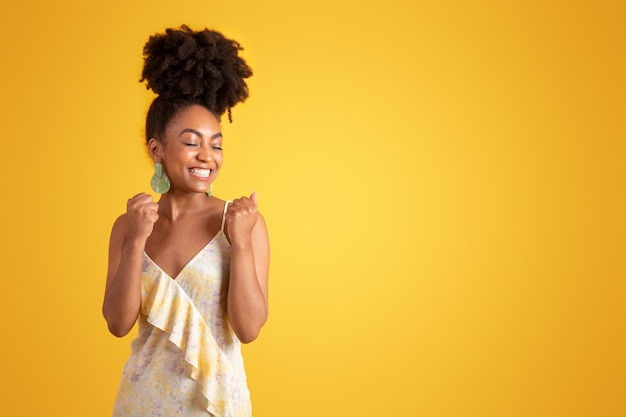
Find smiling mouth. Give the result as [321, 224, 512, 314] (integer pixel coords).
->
[189, 168, 211, 179]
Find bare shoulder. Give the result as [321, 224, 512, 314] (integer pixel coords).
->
[205, 196, 226, 213]
[109, 213, 130, 248]
[214, 197, 228, 209]
[255, 211, 267, 228]
[111, 213, 130, 234]
[252, 211, 269, 242]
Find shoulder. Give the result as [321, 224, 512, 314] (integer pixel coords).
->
[255, 211, 267, 228]
[109, 213, 130, 242]
[252, 211, 269, 241]
[112, 213, 129, 231]
[209, 196, 228, 210]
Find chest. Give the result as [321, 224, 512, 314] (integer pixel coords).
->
[145, 215, 222, 279]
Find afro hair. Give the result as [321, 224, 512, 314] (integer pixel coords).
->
[140, 25, 253, 122]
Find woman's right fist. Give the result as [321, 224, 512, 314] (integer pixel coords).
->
[126, 193, 159, 240]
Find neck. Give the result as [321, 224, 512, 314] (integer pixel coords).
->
[157, 191, 210, 221]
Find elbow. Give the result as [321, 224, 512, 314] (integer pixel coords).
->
[107, 321, 133, 338]
[234, 313, 268, 344]
[237, 328, 260, 344]
[228, 301, 269, 343]
[103, 307, 135, 338]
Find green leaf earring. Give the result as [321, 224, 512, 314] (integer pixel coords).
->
[151, 162, 170, 194]
[206, 183, 213, 197]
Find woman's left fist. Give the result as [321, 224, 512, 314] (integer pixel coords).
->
[224, 192, 258, 244]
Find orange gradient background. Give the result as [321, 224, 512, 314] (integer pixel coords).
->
[0, 1, 625, 416]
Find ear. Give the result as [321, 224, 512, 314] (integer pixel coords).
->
[147, 138, 163, 163]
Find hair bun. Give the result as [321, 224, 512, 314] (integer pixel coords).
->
[140, 25, 253, 119]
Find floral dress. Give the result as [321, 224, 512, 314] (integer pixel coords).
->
[113, 201, 251, 417]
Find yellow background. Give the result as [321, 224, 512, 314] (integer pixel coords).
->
[1, 0, 624, 416]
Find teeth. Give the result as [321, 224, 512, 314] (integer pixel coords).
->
[189, 168, 210, 178]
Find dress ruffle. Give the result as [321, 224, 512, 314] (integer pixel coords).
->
[141, 272, 240, 417]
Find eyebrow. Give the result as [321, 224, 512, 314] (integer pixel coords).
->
[180, 128, 223, 140]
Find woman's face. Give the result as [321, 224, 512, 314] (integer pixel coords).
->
[151, 104, 223, 195]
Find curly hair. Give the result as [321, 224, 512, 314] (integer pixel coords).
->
[140, 25, 253, 142]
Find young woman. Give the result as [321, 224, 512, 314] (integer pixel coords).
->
[102, 25, 269, 417]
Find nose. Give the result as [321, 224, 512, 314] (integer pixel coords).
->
[197, 143, 213, 162]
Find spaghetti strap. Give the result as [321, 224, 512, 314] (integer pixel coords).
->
[220, 200, 230, 231]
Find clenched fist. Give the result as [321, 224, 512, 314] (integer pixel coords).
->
[126, 193, 159, 241]
[224, 192, 258, 245]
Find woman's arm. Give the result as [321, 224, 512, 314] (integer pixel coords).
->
[225, 193, 270, 343]
[102, 193, 159, 337]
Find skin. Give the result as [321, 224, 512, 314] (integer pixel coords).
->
[102, 104, 269, 343]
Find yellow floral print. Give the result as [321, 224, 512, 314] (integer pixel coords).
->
[113, 210, 251, 417]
